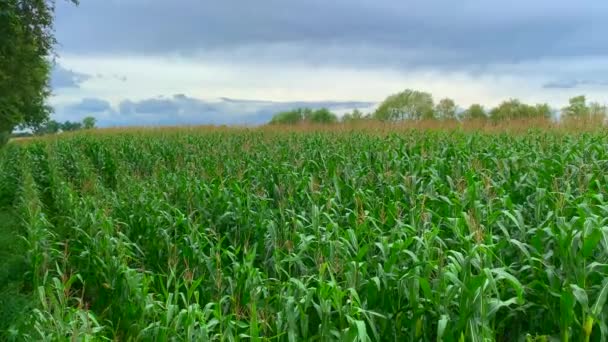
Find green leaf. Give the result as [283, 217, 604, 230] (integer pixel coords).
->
[561, 289, 575, 327]
[583, 227, 602, 258]
[592, 279, 608, 318]
[355, 319, 368, 342]
[570, 284, 589, 310]
[437, 315, 449, 340]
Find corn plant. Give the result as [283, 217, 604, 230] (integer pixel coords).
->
[1, 129, 607, 341]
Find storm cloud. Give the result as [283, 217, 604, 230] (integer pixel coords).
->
[50, 1, 608, 125]
[65, 98, 112, 113]
[54, 0, 608, 69]
[51, 64, 92, 89]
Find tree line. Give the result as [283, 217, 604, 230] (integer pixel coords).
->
[37, 116, 96, 134]
[269, 89, 607, 125]
[269, 108, 339, 125]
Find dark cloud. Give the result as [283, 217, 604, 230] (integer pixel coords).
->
[120, 97, 182, 115]
[54, 0, 608, 69]
[55, 95, 374, 127]
[51, 64, 92, 89]
[51, 65, 129, 91]
[543, 80, 608, 89]
[65, 98, 112, 113]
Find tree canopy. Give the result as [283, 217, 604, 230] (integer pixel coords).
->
[83, 116, 97, 129]
[269, 108, 338, 125]
[435, 98, 457, 120]
[489, 99, 551, 122]
[0, 0, 78, 145]
[342, 109, 369, 123]
[32, 116, 95, 135]
[461, 104, 487, 120]
[374, 89, 435, 121]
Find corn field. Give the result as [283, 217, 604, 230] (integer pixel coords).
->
[1, 129, 607, 341]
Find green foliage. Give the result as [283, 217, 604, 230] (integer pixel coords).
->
[0, 132, 10, 146]
[307, 108, 337, 123]
[562, 95, 589, 118]
[435, 98, 457, 120]
[2, 129, 608, 340]
[534, 103, 552, 119]
[60, 120, 83, 132]
[269, 108, 337, 125]
[82, 116, 97, 130]
[0, 0, 78, 144]
[490, 99, 552, 121]
[33, 117, 96, 136]
[561, 97, 607, 126]
[342, 109, 370, 123]
[33, 119, 61, 135]
[588, 102, 607, 118]
[461, 103, 487, 120]
[269, 109, 305, 124]
[374, 89, 435, 121]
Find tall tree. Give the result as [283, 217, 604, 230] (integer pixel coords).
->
[351, 109, 364, 120]
[461, 104, 487, 120]
[562, 95, 589, 119]
[307, 108, 337, 124]
[0, 0, 78, 145]
[33, 119, 61, 135]
[588, 102, 607, 121]
[435, 98, 457, 120]
[489, 99, 525, 121]
[374, 89, 435, 121]
[533, 103, 552, 119]
[269, 110, 303, 125]
[83, 116, 97, 129]
[61, 120, 83, 132]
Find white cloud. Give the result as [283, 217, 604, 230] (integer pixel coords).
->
[51, 54, 608, 115]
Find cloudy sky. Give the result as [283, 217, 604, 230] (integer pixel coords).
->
[51, 0, 608, 126]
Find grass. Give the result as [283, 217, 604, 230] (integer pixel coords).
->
[1, 126, 608, 341]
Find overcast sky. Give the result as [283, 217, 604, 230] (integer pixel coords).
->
[50, 0, 608, 126]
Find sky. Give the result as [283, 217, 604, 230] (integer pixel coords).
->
[50, 0, 608, 126]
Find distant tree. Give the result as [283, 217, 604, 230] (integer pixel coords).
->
[83, 116, 97, 129]
[342, 109, 366, 123]
[461, 104, 487, 120]
[300, 108, 315, 121]
[490, 99, 525, 121]
[307, 108, 338, 124]
[269, 109, 304, 125]
[33, 119, 61, 135]
[489, 100, 554, 122]
[562, 95, 589, 119]
[61, 120, 83, 131]
[588, 102, 607, 121]
[533, 103, 552, 119]
[47, 120, 62, 133]
[587, 102, 608, 125]
[435, 98, 457, 120]
[269, 108, 337, 125]
[374, 89, 435, 121]
[351, 109, 364, 120]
